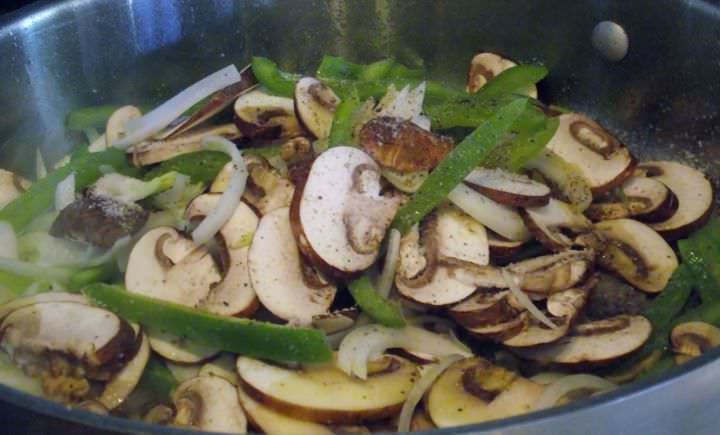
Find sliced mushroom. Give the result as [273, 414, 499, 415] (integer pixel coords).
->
[292, 146, 402, 278]
[671, 322, 720, 364]
[248, 207, 336, 324]
[312, 308, 359, 334]
[410, 407, 437, 432]
[514, 315, 652, 364]
[395, 208, 491, 306]
[0, 168, 30, 209]
[465, 312, 530, 342]
[487, 231, 526, 263]
[426, 357, 543, 428]
[237, 386, 335, 435]
[525, 149, 593, 212]
[294, 77, 340, 139]
[186, 195, 260, 317]
[50, 194, 148, 249]
[522, 199, 591, 251]
[638, 161, 714, 240]
[545, 113, 636, 195]
[585, 175, 678, 223]
[97, 330, 150, 410]
[236, 355, 416, 424]
[381, 168, 428, 193]
[105, 105, 142, 149]
[594, 218, 678, 293]
[358, 116, 453, 173]
[0, 292, 88, 322]
[502, 286, 589, 347]
[466, 52, 538, 98]
[505, 249, 594, 296]
[145, 327, 219, 364]
[129, 124, 241, 166]
[172, 376, 247, 433]
[234, 89, 304, 140]
[198, 353, 239, 386]
[448, 290, 521, 329]
[464, 168, 550, 208]
[125, 227, 221, 306]
[448, 183, 531, 242]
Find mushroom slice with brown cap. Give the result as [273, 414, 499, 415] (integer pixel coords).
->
[0, 292, 88, 322]
[487, 231, 526, 263]
[236, 354, 416, 424]
[312, 307, 359, 335]
[237, 387, 335, 435]
[292, 146, 402, 278]
[671, 321, 720, 364]
[464, 168, 551, 208]
[522, 199, 592, 251]
[234, 89, 304, 140]
[514, 315, 652, 364]
[466, 52, 538, 98]
[465, 312, 529, 342]
[545, 113, 636, 195]
[585, 175, 678, 223]
[248, 207, 336, 324]
[426, 357, 543, 428]
[638, 161, 714, 240]
[186, 194, 260, 317]
[505, 249, 594, 296]
[172, 376, 247, 433]
[358, 116, 453, 173]
[0, 168, 30, 209]
[448, 290, 521, 329]
[594, 218, 678, 293]
[294, 77, 340, 139]
[105, 105, 142, 149]
[126, 227, 222, 306]
[129, 123, 241, 166]
[97, 330, 150, 410]
[146, 327, 218, 364]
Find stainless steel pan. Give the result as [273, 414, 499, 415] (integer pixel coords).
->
[0, 0, 719, 433]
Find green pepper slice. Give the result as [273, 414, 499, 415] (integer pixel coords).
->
[251, 57, 300, 98]
[348, 274, 405, 328]
[328, 86, 362, 147]
[143, 151, 230, 184]
[83, 283, 332, 364]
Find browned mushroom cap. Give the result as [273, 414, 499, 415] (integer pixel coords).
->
[671, 321, 720, 364]
[97, 330, 150, 410]
[291, 146, 403, 279]
[638, 161, 714, 240]
[172, 376, 247, 433]
[502, 286, 590, 347]
[585, 175, 678, 223]
[545, 113, 636, 195]
[594, 218, 678, 293]
[465, 168, 551, 208]
[522, 199, 592, 251]
[448, 290, 521, 329]
[236, 355, 416, 424]
[465, 312, 530, 342]
[248, 207, 336, 324]
[487, 230, 527, 263]
[185, 195, 260, 317]
[466, 52, 538, 98]
[358, 116, 453, 173]
[294, 77, 340, 139]
[426, 357, 543, 428]
[234, 89, 304, 140]
[505, 249, 594, 296]
[128, 124, 241, 166]
[514, 315, 652, 364]
[0, 169, 30, 209]
[50, 194, 148, 249]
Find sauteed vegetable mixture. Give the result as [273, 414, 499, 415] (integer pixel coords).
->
[0, 53, 717, 433]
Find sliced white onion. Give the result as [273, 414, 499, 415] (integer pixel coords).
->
[397, 354, 464, 433]
[448, 183, 530, 241]
[191, 136, 247, 245]
[83, 128, 101, 145]
[377, 229, 401, 298]
[54, 172, 75, 211]
[88, 133, 108, 153]
[0, 222, 17, 259]
[533, 374, 617, 410]
[153, 173, 190, 206]
[501, 268, 557, 329]
[114, 65, 241, 148]
[0, 257, 73, 282]
[338, 324, 472, 380]
[35, 149, 47, 180]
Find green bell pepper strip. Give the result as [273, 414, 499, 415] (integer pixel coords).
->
[317, 55, 363, 80]
[390, 98, 530, 234]
[357, 58, 396, 81]
[317, 56, 423, 81]
[0, 270, 34, 295]
[386, 63, 425, 80]
[83, 283, 332, 363]
[328, 86, 362, 147]
[138, 355, 178, 402]
[678, 217, 720, 303]
[0, 148, 135, 232]
[65, 105, 120, 131]
[478, 64, 549, 100]
[348, 274, 406, 328]
[67, 262, 120, 290]
[251, 57, 301, 97]
[143, 151, 230, 184]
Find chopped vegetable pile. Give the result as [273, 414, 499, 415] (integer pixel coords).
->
[0, 51, 717, 434]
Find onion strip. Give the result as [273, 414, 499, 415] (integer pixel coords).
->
[502, 268, 557, 329]
[113, 65, 241, 148]
[377, 228, 401, 298]
[338, 324, 472, 380]
[191, 136, 247, 245]
[533, 374, 616, 410]
[54, 172, 75, 211]
[397, 354, 463, 433]
[35, 149, 47, 180]
[0, 222, 17, 259]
